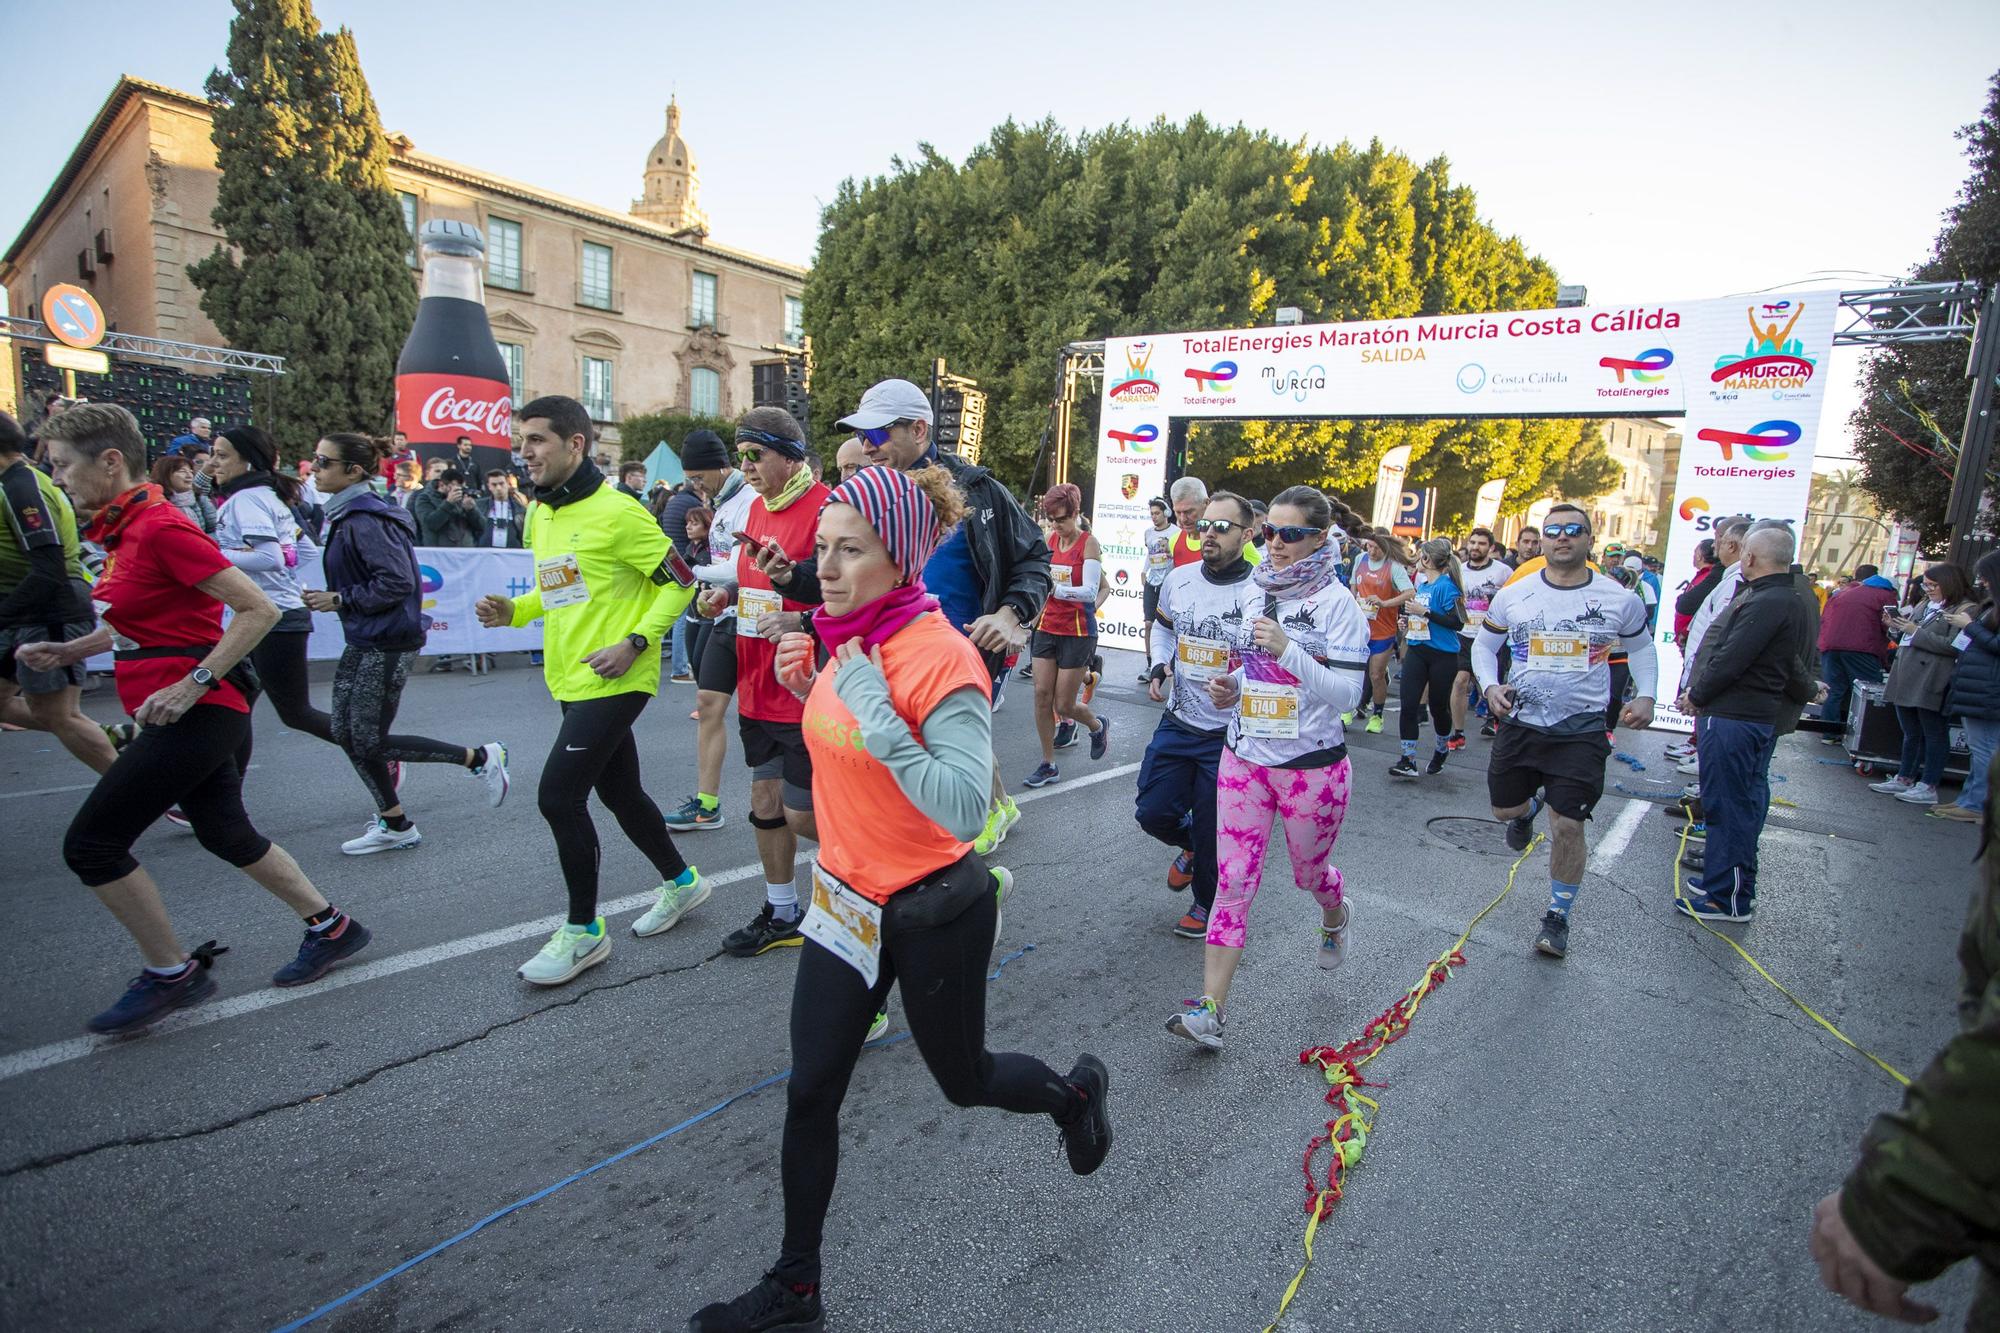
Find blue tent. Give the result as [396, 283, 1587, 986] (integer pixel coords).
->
[642, 440, 685, 490]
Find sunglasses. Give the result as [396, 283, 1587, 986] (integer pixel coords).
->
[1262, 523, 1324, 544]
[1195, 519, 1245, 535]
[737, 450, 766, 466]
[856, 419, 913, 447]
[310, 455, 345, 470]
[1542, 522, 1588, 539]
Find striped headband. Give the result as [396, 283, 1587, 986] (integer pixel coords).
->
[825, 465, 947, 580]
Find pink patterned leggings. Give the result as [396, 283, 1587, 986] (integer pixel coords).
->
[1206, 750, 1351, 949]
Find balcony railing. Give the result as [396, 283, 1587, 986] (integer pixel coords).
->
[689, 313, 727, 336]
[576, 283, 622, 313]
[582, 397, 624, 424]
[488, 268, 535, 295]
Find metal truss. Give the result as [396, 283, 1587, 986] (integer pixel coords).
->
[1, 316, 286, 375]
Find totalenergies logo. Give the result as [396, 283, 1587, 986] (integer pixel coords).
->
[1599, 348, 1674, 384]
[1697, 419, 1799, 462]
[419, 563, 443, 611]
[1108, 340, 1160, 405]
[1107, 423, 1159, 454]
[1678, 497, 1709, 521]
[1184, 361, 1238, 394]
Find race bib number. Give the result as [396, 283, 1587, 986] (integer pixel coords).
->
[1528, 632, 1589, 672]
[1051, 565, 1074, 588]
[1147, 549, 1171, 574]
[1177, 635, 1229, 683]
[1239, 680, 1300, 738]
[536, 553, 590, 609]
[1466, 600, 1489, 631]
[1400, 610, 1430, 639]
[738, 586, 784, 623]
[802, 859, 884, 987]
[93, 597, 139, 652]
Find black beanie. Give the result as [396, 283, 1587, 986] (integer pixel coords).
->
[680, 429, 729, 471]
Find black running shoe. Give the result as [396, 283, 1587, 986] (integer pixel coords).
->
[272, 915, 372, 987]
[687, 1271, 824, 1332]
[1053, 720, 1080, 751]
[723, 905, 803, 958]
[1425, 749, 1447, 776]
[1534, 911, 1570, 958]
[1058, 1054, 1113, 1176]
[1479, 717, 1497, 737]
[1389, 756, 1420, 780]
[1505, 807, 1538, 852]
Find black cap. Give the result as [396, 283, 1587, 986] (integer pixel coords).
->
[680, 429, 729, 471]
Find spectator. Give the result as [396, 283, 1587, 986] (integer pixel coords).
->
[1870, 562, 1977, 807]
[1678, 526, 1820, 920]
[475, 469, 524, 549]
[834, 435, 869, 484]
[1674, 538, 1721, 649]
[151, 456, 217, 534]
[1816, 562, 1898, 735]
[411, 467, 480, 548]
[166, 415, 213, 456]
[617, 460, 648, 500]
[453, 434, 477, 478]
[1937, 551, 2000, 824]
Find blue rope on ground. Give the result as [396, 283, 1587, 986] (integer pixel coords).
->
[272, 939, 1041, 1332]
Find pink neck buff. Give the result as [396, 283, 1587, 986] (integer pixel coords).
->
[812, 582, 939, 655]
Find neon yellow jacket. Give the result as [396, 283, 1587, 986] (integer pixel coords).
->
[509, 484, 695, 702]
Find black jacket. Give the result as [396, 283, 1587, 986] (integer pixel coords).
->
[411, 484, 479, 547]
[931, 451, 1051, 652]
[1945, 610, 2000, 722]
[323, 492, 427, 652]
[473, 495, 525, 549]
[1687, 570, 1817, 724]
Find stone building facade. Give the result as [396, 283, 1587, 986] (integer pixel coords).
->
[1587, 417, 1676, 554]
[2, 78, 807, 440]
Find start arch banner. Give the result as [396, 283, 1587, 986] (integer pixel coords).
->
[1090, 290, 1841, 711]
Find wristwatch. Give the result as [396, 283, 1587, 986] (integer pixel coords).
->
[626, 633, 650, 653]
[191, 667, 220, 690]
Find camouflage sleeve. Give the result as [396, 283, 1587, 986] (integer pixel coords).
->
[1838, 861, 2000, 1282]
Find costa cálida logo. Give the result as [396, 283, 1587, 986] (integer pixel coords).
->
[396, 374, 514, 446]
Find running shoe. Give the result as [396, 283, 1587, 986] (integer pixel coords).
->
[1057, 1054, 1113, 1175]
[1679, 846, 1706, 873]
[974, 798, 1020, 855]
[1167, 849, 1194, 891]
[633, 869, 710, 937]
[1089, 717, 1111, 761]
[1930, 804, 1981, 822]
[1605, 730, 1616, 744]
[341, 818, 422, 856]
[272, 915, 372, 987]
[1019, 663, 1035, 680]
[1505, 807, 1538, 852]
[1445, 732, 1467, 752]
[723, 904, 803, 958]
[1675, 758, 1700, 776]
[1082, 655, 1102, 706]
[1479, 718, 1497, 738]
[665, 795, 726, 832]
[1425, 749, 1446, 776]
[1341, 709, 1358, 725]
[1023, 762, 1060, 789]
[1677, 880, 1753, 922]
[103, 721, 140, 751]
[1819, 733, 1846, 746]
[1388, 756, 1419, 780]
[992, 866, 1012, 944]
[687, 1271, 824, 1333]
[473, 742, 509, 808]
[1054, 720, 1079, 750]
[1364, 712, 1384, 735]
[1318, 902, 1352, 970]
[1895, 782, 1940, 806]
[1172, 905, 1209, 939]
[519, 920, 611, 985]
[388, 759, 404, 795]
[87, 962, 220, 1034]
[866, 1011, 890, 1042]
[1665, 742, 1694, 759]
[1534, 911, 1570, 959]
[1167, 996, 1225, 1049]
[163, 808, 193, 830]
[669, 671, 696, 684]
[1868, 775, 1913, 795]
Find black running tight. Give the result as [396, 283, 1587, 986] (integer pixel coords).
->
[776, 854, 1080, 1286]
[1399, 642, 1458, 742]
[536, 692, 686, 924]
[233, 628, 335, 773]
[329, 646, 471, 812]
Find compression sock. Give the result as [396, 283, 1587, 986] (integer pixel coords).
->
[767, 879, 801, 923]
[1401, 739, 1419, 758]
[1434, 738, 1449, 754]
[697, 792, 719, 812]
[1549, 878, 1579, 918]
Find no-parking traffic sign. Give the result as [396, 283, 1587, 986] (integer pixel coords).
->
[41, 283, 106, 349]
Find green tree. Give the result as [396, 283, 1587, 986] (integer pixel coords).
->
[806, 118, 1614, 521]
[609, 409, 736, 463]
[1854, 70, 2000, 549]
[188, 0, 417, 454]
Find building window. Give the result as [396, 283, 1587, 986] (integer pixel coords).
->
[582, 356, 614, 420]
[690, 366, 721, 417]
[692, 271, 718, 328]
[580, 242, 613, 309]
[498, 341, 525, 406]
[399, 192, 419, 266]
[488, 217, 523, 290]
[783, 295, 803, 344]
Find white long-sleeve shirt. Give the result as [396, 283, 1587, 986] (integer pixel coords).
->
[1218, 579, 1371, 767]
[1679, 561, 1743, 692]
[1474, 569, 1657, 734]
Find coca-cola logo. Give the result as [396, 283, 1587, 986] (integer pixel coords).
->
[420, 385, 513, 438]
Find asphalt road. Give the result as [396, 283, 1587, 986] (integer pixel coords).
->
[0, 649, 1983, 1332]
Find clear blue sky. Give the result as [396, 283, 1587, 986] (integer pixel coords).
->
[6, 0, 1998, 463]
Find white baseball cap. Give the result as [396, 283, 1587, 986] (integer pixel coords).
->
[838, 378, 934, 430]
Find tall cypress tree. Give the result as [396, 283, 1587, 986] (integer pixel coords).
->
[188, 0, 417, 447]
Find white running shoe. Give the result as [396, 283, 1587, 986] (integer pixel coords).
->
[520, 920, 610, 985]
[1869, 775, 1914, 794]
[474, 742, 509, 808]
[632, 872, 711, 937]
[1676, 758, 1700, 776]
[1895, 781, 1940, 806]
[1167, 997, 1225, 1049]
[341, 818, 422, 856]
[1319, 902, 1352, 970]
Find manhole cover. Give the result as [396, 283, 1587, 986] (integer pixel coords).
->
[1424, 815, 1519, 856]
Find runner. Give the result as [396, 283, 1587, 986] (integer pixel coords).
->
[1168, 486, 1370, 1048]
[1142, 492, 1259, 939]
[0, 410, 115, 775]
[711, 407, 831, 959]
[1389, 537, 1466, 779]
[668, 430, 755, 833]
[1451, 527, 1512, 745]
[472, 396, 703, 984]
[1348, 530, 1415, 733]
[1023, 482, 1109, 787]
[1138, 496, 1173, 682]
[1167, 476, 1208, 569]
[29, 404, 371, 1032]
[688, 464, 1110, 1333]
[838, 378, 1050, 857]
[302, 433, 508, 856]
[1472, 503, 1657, 959]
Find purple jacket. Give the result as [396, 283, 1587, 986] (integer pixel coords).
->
[322, 490, 426, 652]
[1818, 577, 1897, 661]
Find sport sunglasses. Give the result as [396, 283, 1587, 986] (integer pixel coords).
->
[1542, 521, 1589, 538]
[1262, 523, 1324, 543]
[1194, 519, 1246, 534]
[854, 419, 915, 447]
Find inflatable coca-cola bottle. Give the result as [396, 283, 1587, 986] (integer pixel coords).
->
[395, 220, 513, 476]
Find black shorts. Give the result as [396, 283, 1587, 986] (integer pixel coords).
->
[696, 615, 738, 694]
[0, 617, 93, 694]
[740, 715, 813, 810]
[1486, 722, 1611, 821]
[1031, 630, 1096, 671]
[1456, 641, 1474, 675]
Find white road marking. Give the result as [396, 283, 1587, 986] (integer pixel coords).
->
[1588, 797, 1650, 873]
[0, 761, 1145, 1082]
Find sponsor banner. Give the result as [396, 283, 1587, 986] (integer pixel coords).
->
[1472, 478, 1508, 531]
[1089, 412, 1171, 650]
[1371, 444, 1414, 529]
